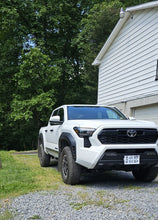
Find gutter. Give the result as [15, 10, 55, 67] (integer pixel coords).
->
[92, 11, 130, 66]
[126, 1, 158, 12]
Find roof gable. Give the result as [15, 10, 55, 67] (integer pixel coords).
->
[93, 1, 158, 66]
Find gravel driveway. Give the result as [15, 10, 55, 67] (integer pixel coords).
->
[1, 170, 158, 220]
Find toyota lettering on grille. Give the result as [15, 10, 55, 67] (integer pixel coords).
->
[127, 129, 137, 138]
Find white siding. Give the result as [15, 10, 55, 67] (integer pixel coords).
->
[98, 8, 158, 105]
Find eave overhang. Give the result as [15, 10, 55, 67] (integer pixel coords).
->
[92, 1, 158, 66]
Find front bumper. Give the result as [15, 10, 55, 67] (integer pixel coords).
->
[76, 140, 158, 169]
[94, 148, 158, 171]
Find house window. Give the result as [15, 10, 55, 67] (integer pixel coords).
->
[155, 60, 158, 81]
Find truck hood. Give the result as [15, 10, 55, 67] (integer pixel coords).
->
[67, 119, 157, 130]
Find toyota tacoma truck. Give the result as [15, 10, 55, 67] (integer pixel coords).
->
[38, 105, 158, 184]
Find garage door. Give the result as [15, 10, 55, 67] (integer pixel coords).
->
[133, 104, 158, 125]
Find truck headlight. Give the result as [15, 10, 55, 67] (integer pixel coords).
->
[73, 127, 96, 138]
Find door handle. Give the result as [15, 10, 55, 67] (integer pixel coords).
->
[45, 130, 47, 132]
[50, 129, 54, 132]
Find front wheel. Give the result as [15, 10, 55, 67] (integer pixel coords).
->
[38, 135, 50, 167]
[132, 166, 158, 182]
[61, 147, 81, 185]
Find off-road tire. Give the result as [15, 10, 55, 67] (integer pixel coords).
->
[38, 135, 50, 167]
[61, 147, 81, 185]
[132, 166, 158, 182]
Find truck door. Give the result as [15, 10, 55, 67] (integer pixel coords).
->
[45, 108, 64, 151]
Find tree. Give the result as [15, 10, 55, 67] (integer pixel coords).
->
[75, 1, 123, 103]
[120, 0, 154, 6]
[28, 0, 105, 105]
[0, 0, 26, 149]
[1, 0, 152, 150]
[9, 48, 58, 149]
[1, 0, 101, 149]
[0, 157, 2, 169]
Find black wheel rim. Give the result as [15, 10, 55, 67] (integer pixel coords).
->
[62, 155, 69, 178]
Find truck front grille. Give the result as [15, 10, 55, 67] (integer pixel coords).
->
[98, 128, 158, 144]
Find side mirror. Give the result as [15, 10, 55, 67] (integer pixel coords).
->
[128, 116, 136, 120]
[50, 116, 63, 125]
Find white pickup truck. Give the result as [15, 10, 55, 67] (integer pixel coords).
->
[38, 105, 158, 184]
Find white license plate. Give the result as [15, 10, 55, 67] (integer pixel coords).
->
[124, 155, 140, 165]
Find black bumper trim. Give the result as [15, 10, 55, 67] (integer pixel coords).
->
[94, 149, 158, 171]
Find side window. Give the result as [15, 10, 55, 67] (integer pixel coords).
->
[58, 108, 64, 122]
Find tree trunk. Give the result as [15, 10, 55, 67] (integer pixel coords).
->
[0, 157, 2, 168]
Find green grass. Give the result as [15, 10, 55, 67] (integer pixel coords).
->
[0, 151, 130, 217]
[123, 185, 142, 190]
[0, 151, 63, 220]
[0, 209, 14, 220]
[69, 190, 129, 210]
[0, 151, 62, 200]
[28, 215, 42, 219]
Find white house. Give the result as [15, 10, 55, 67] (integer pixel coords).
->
[93, 1, 158, 124]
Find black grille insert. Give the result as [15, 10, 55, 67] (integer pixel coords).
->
[84, 137, 91, 148]
[101, 149, 158, 161]
[98, 128, 158, 144]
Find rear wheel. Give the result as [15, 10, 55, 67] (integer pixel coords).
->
[132, 166, 158, 182]
[38, 135, 50, 167]
[61, 147, 81, 185]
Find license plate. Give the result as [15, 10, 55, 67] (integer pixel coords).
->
[124, 155, 140, 165]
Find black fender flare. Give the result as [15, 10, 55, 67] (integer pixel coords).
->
[59, 132, 76, 160]
[38, 133, 43, 142]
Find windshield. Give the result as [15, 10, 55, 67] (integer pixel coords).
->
[67, 106, 127, 120]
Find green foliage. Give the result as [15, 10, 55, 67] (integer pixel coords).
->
[9, 48, 58, 149]
[120, 0, 154, 6]
[74, 1, 123, 103]
[0, 0, 152, 150]
[11, 48, 57, 122]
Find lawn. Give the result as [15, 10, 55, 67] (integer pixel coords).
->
[0, 151, 62, 200]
